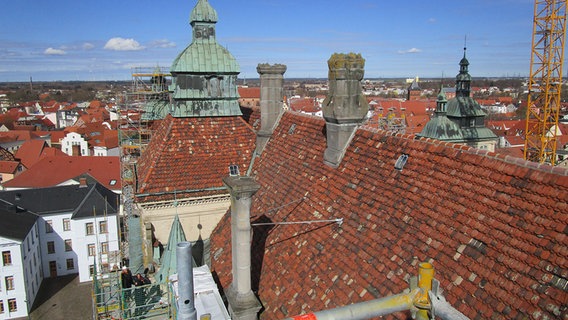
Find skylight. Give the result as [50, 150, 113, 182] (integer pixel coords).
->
[229, 165, 239, 176]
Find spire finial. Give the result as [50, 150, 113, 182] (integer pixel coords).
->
[463, 35, 467, 56]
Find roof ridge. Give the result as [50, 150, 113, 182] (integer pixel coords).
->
[72, 184, 97, 218]
[356, 125, 568, 176]
[413, 135, 568, 176]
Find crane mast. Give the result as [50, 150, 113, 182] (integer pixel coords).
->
[524, 0, 567, 165]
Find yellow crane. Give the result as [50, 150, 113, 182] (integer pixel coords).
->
[524, 0, 567, 165]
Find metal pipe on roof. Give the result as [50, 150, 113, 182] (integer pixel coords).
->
[285, 289, 420, 320]
[177, 242, 197, 320]
[429, 291, 469, 320]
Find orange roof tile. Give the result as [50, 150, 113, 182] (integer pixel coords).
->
[135, 114, 257, 202]
[0, 160, 20, 174]
[210, 108, 568, 320]
[14, 139, 48, 168]
[238, 87, 260, 99]
[2, 156, 120, 191]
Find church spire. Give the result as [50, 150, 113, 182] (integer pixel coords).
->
[190, 0, 218, 42]
[434, 85, 447, 115]
[455, 47, 472, 97]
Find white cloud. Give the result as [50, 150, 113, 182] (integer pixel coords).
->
[428, 18, 437, 23]
[83, 42, 95, 50]
[44, 47, 66, 55]
[398, 48, 422, 54]
[149, 39, 176, 48]
[104, 37, 145, 51]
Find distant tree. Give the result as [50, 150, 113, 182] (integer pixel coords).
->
[7, 89, 38, 104]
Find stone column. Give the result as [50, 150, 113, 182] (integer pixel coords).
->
[256, 63, 287, 154]
[322, 53, 369, 168]
[223, 176, 262, 320]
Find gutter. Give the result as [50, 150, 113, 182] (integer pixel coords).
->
[134, 186, 227, 198]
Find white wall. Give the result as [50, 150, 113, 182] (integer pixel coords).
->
[39, 213, 119, 283]
[0, 221, 42, 320]
[61, 132, 89, 156]
[72, 215, 120, 283]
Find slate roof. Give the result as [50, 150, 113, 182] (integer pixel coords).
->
[210, 109, 568, 319]
[2, 156, 120, 191]
[0, 183, 119, 219]
[0, 200, 38, 241]
[135, 114, 256, 202]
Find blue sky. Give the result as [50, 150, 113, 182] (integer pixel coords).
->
[0, 0, 538, 82]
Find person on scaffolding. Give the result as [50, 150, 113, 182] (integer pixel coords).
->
[121, 266, 133, 299]
[133, 273, 150, 316]
[121, 266, 134, 318]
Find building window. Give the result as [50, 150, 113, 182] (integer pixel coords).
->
[47, 241, 55, 254]
[89, 265, 95, 277]
[45, 220, 53, 233]
[63, 219, 71, 231]
[87, 244, 96, 256]
[0, 300, 4, 313]
[99, 221, 108, 234]
[64, 239, 72, 252]
[85, 222, 94, 236]
[2, 251, 11, 266]
[66, 259, 74, 270]
[8, 299, 16, 312]
[101, 242, 109, 254]
[5, 277, 14, 291]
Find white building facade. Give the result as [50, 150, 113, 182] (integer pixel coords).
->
[0, 211, 42, 320]
[61, 132, 89, 156]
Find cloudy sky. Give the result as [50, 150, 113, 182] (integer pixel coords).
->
[0, 0, 541, 82]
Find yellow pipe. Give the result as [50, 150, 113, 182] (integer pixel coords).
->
[415, 262, 434, 319]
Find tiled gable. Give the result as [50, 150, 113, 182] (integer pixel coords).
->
[136, 115, 256, 202]
[210, 110, 568, 319]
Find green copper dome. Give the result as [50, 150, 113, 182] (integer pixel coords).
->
[190, 0, 218, 24]
[418, 114, 463, 141]
[170, 42, 239, 74]
[168, 0, 241, 117]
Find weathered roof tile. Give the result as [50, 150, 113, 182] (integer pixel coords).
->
[210, 109, 567, 319]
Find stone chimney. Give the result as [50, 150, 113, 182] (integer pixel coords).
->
[256, 63, 287, 154]
[322, 53, 369, 167]
[223, 176, 262, 320]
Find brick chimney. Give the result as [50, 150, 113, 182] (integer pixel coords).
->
[223, 175, 262, 320]
[322, 53, 369, 167]
[256, 63, 287, 154]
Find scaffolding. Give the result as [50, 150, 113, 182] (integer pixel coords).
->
[92, 271, 172, 320]
[524, 0, 567, 165]
[119, 66, 171, 264]
[91, 67, 172, 319]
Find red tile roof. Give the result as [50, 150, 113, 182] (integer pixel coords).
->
[289, 97, 321, 114]
[238, 87, 260, 99]
[2, 156, 120, 191]
[210, 109, 568, 320]
[135, 115, 256, 202]
[14, 139, 49, 168]
[0, 160, 20, 174]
